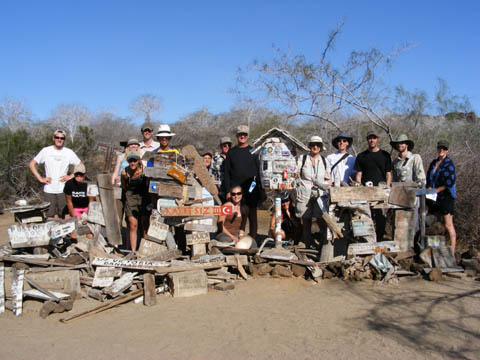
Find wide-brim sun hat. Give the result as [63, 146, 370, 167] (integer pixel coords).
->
[220, 136, 232, 145]
[437, 140, 449, 149]
[308, 135, 325, 151]
[390, 134, 414, 151]
[127, 138, 140, 146]
[332, 132, 353, 150]
[235, 235, 253, 249]
[156, 124, 176, 137]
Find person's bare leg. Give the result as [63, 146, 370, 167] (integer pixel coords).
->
[444, 214, 456, 253]
[128, 216, 138, 251]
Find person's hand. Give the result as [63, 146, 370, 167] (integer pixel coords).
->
[232, 236, 240, 243]
[112, 175, 120, 185]
[60, 175, 72, 182]
[40, 177, 52, 184]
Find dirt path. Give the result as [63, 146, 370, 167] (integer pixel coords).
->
[1, 213, 479, 359]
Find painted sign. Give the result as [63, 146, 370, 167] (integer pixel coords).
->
[50, 220, 76, 239]
[160, 205, 233, 217]
[92, 257, 169, 270]
[87, 183, 99, 197]
[8, 222, 57, 248]
[186, 232, 210, 245]
[147, 219, 169, 241]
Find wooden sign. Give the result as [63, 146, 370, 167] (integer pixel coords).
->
[167, 162, 188, 184]
[87, 183, 99, 197]
[87, 201, 105, 226]
[8, 223, 56, 248]
[104, 272, 137, 298]
[160, 204, 233, 217]
[147, 218, 169, 241]
[97, 174, 122, 246]
[186, 232, 210, 245]
[168, 270, 208, 298]
[24, 289, 70, 302]
[11, 266, 25, 316]
[432, 246, 460, 269]
[92, 266, 122, 288]
[138, 238, 167, 258]
[347, 241, 400, 256]
[50, 220, 76, 239]
[0, 263, 4, 314]
[92, 257, 169, 270]
[330, 186, 386, 203]
[352, 220, 375, 237]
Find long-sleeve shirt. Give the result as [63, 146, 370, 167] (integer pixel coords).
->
[426, 156, 456, 200]
[223, 145, 258, 193]
[392, 151, 426, 184]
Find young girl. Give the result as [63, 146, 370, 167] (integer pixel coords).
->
[121, 149, 147, 251]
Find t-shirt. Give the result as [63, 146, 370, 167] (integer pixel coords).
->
[33, 146, 81, 193]
[63, 178, 89, 208]
[326, 152, 356, 184]
[354, 149, 392, 186]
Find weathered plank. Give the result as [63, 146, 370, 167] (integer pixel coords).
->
[146, 218, 169, 241]
[50, 220, 76, 240]
[160, 205, 233, 217]
[168, 270, 208, 298]
[184, 223, 218, 232]
[92, 257, 169, 270]
[87, 201, 105, 226]
[92, 267, 121, 288]
[11, 265, 25, 316]
[155, 262, 225, 275]
[0, 262, 4, 314]
[97, 174, 122, 245]
[225, 255, 249, 266]
[388, 186, 417, 208]
[138, 238, 168, 258]
[23, 289, 70, 301]
[330, 186, 386, 203]
[24, 276, 61, 301]
[143, 273, 156, 307]
[186, 232, 210, 245]
[432, 246, 459, 269]
[148, 180, 197, 198]
[27, 270, 81, 295]
[103, 272, 136, 298]
[8, 222, 57, 248]
[347, 241, 401, 256]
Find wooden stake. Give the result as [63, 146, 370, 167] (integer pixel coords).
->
[143, 273, 156, 307]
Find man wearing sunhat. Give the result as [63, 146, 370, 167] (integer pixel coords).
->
[139, 122, 159, 166]
[212, 136, 232, 202]
[224, 125, 261, 241]
[390, 134, 425, 184]
[354, 130, 392, 241]
[29, 129, 83, 219]
[326, 132, 356, 186]
[146, 124, 179, 167]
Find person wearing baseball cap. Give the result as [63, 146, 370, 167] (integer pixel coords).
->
[139, 122, 159, 165]
[353, 129, 392, 241]
[63, 163, 94, 220]
[224, 125, 261, 242]
[212, 136, 233, 202]
[426, 140, 457, 252]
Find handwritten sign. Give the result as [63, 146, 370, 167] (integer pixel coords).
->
[8, 222, 57, 248]
[186, 232, 210, 245]
[87, 183, 99, 197]
[50, 220, 76, 239]
[160, 205, 233, 217]
[147, 219, 169, 241]
[92, 257, 170, 270]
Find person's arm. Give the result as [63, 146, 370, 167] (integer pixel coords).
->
[269, 211, 276, 233]
[111, 155, 122, 185]
[60, 162, 83, 183]
[65, 194, 75, 218]
[353, 156, 362, 184]
[355, 171, 362, 184]
[223, 153, 232, 199]
[386, 171, 392, 187]
[29, 159, 51, 184]
[120, 169, 127, 191]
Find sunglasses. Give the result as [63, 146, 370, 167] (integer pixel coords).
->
[237, 133, 248, 137]
[231, 192, 243, 196]
[437, 146, 448, 151]
[310, 143, 322, 148]
[221, 143, 231, 147]
[142, 129, 153, 132]
[54, 136, 65, 140]
[337, 139, 349, 143]
[367, 136, 378, 140]
[74, 172, 85, 177]
[128, 158, 139, 163]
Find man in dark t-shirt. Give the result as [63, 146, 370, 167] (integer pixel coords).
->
[224, 125, 261, 241]
[354, 130, 392, 241]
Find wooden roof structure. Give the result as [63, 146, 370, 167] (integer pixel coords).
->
[252, 127, 309, 154]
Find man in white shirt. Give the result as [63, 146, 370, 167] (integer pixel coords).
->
[138, 122, 160, 166]
[29, 129, 82, 218]
[326, 132, 356, 186]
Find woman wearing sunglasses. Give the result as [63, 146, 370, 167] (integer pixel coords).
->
[121, 149, 148, 251]
[426, 140, 457, 252]
[215, 185, 248, 245]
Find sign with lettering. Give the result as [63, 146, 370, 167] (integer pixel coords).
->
[160, 205, 233, 217]
[50, 220, 76, 239]
[186, 232, 210, 245]
[92, 257, 170, 270]
[87, 201, 105, 226]
[8, 222, 57, 248]
[87, 183, 99, 197]
[147, 218, 169, 241]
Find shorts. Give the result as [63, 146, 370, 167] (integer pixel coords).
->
[44, 192, 66, 218]
[429, 196, 455, 216]
[73, 207, 88, 219]
[124, 192, 146, 218]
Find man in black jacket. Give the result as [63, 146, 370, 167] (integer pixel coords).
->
[224, 125, 261, 241]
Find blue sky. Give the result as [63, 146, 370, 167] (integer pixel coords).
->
[1, 0, 478, 125]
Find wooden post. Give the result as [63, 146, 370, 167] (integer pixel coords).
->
[274, 196, 282, 249]
[143, 273, 156, 307]
[0, 262, 4, 314]
[11, 264, 25, 316]
[97, 174, 122, 246]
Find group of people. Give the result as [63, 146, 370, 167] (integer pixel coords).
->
[29, 125, 458, 253]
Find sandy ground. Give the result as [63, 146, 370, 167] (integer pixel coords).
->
[1, 211, 479, 360]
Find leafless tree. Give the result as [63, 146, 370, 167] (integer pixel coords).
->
[0, 96, 32, 131]
[129, 94, 163, 122]
[49, 104, 91, 142]
[90, 110, 137, 145]
[235, 20, 412, 140]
